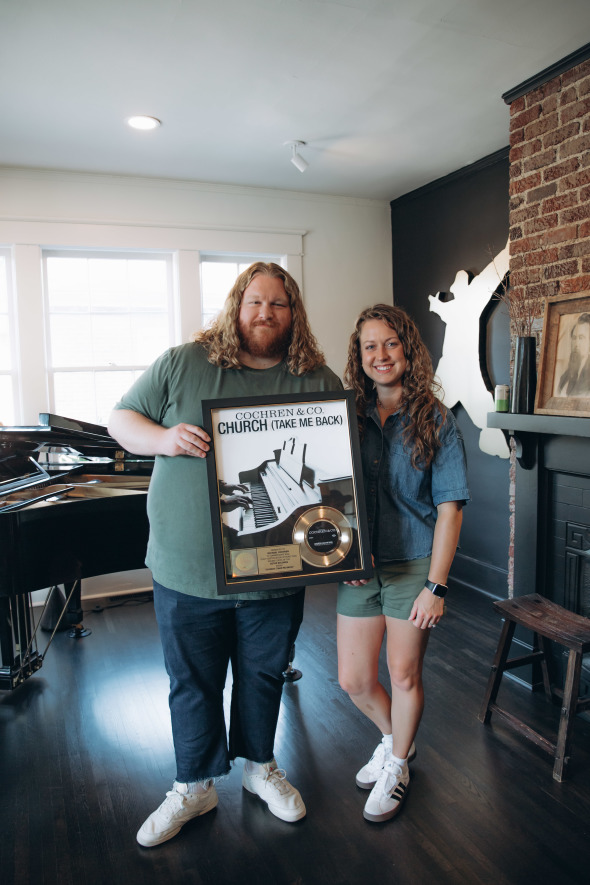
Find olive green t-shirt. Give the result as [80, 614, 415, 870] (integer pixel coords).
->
[115, 342, 343, 599]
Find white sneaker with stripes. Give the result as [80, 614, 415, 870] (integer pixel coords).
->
[363, 759, 410, 822]
[355, 738, 416, 789]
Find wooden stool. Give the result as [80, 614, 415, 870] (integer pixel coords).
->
[479, 593, 590, 781]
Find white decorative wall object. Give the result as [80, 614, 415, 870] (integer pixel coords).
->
[428, 241, 510, 458]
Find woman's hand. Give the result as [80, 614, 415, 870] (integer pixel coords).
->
[343, 555, 374, 586]
[409, 588, 444, 630]
[407, 501, 463, 629]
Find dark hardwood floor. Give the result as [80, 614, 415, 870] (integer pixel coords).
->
[1, 583, 589, 885]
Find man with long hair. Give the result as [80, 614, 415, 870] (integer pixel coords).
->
[558, 312, 590, 396]
[109, 262, 340, 847]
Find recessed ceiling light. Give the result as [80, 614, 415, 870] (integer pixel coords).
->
[127, 115, 161, 131]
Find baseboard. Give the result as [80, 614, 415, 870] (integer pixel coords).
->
[450, 552, 509, 599]
[31, 568, 153, 606]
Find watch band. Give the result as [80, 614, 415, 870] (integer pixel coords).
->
[425, 579, 448, 598]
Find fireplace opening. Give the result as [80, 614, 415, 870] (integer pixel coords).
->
[565, 522, 590, 618]
[546, 472, 590, 704]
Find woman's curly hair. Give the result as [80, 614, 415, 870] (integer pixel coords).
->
[192, 262, 325, 376]
[344, 304, 445, 469]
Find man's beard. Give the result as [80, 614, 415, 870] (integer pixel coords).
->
[568, 350, 583, 375]
[238, 321, 292, 360]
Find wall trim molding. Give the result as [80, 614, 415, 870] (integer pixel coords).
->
[451, 551, 509, 600]
[502, 42, 590, 104]
[0, 165, 389, 209]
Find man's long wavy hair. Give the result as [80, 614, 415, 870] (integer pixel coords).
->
[344, 304, 444, 469]
[192, 262, 325, 375]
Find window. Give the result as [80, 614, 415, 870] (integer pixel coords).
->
[43, 250, 176, 425]
[0, 249, 16, 425]
[200, 253, 285, 328]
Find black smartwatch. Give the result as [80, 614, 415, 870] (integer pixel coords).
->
[425, 579, 448, 598]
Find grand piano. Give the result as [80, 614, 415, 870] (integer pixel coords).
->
[0, 414, 153, 690]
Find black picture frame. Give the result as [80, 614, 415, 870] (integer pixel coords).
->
[202, 390, 373, 594]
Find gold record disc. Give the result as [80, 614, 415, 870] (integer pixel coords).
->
[292, 506, 352, 567]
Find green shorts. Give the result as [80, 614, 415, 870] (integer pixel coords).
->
[337, 557, 431, 620]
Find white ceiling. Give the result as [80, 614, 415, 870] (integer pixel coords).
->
[2, 0, 589, 201]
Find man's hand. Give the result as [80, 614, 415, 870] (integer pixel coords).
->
[162, 423, 211, 458]
[108, 410, 210, 458]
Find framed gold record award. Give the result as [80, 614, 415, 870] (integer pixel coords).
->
[202, 390, 373, 594]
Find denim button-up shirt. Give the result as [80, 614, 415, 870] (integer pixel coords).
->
[362, 399, 470, 563]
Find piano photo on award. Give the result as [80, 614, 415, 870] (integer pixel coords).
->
[202, 391, 373, 594]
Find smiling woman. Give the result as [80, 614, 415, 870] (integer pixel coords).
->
[359, 319, 407, 412]
[337, 302, 470, 824]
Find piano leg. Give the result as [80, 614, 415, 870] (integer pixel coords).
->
[63, 580, 91, 639]
[282, 642, 302, 682]
[0, 594, 43, 690]
[39, 582, 91, 638]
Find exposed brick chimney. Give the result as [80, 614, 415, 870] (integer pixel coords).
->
[509, 57, 590, 306]
[504, 48, 590, 594]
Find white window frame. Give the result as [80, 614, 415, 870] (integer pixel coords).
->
[0, 246, 19, 423]
[41, 248, 177, 422]
[0, 219, 304, 423]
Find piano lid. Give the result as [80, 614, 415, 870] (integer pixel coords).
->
[0, 413, 154, 478]
[0, 413, 118, 450]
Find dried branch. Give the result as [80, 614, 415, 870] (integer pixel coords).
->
[490, 253, 545, 338]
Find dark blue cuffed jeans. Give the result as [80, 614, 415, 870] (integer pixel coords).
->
[153, 581, 305, 783]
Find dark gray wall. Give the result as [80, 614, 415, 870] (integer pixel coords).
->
[390, 148, 510, 598]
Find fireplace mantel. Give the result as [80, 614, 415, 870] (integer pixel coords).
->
[488, 412, 590, 472]
[488, 412, 590, 439]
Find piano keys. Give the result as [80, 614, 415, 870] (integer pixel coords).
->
[0, 414, 153, 690]
[242, 473, 278, 529]
[229, 439, 353, 536]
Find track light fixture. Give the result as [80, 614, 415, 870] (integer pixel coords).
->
[285, 140, 309, 173]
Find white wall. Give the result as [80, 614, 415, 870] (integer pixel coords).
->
[2, 166, 392, 600]
[0, 167, 392, 387]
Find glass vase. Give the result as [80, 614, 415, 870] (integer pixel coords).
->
[510, 336, 537, 414]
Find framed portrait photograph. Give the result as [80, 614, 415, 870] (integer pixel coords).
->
[535, 291, 590, 418]
[202, 390, 373, 594]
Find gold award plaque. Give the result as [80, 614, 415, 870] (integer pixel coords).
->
[257, 544, 302, 575]
[292, 506, 353, 567]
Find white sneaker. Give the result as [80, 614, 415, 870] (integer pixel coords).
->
[355, 739, 416, 789]
[242, 760, 306, 822]
[136, 780, 218, 847]
[363, 759, 410, 822]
